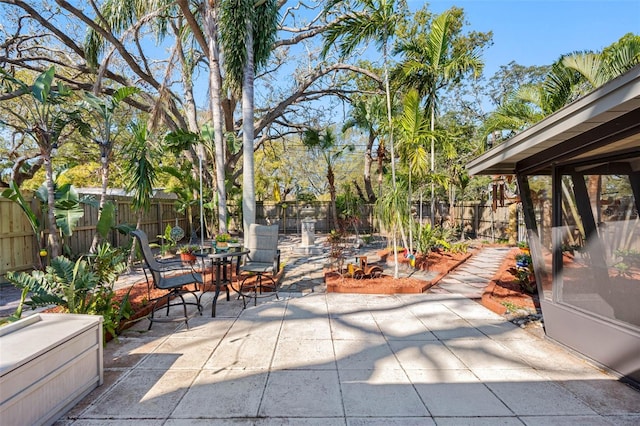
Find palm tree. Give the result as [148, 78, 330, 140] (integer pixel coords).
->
[481, 35, 639, 230]
[374, 181, 409, 278]
[302, 128, 353, 231]
[562, 33, 640, 89]
[322, 0, 406, 188]
[124, 121, 158, 263]
[395, 9, 483, 224]
[395, 89, 430, 253]
[220, 0, 278, 237]
[84, 0, 229, 234]
[482, 35, 640, 147]
[342, 95, 386, 203]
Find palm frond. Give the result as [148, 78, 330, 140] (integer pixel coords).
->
[562, 52, 602, 88]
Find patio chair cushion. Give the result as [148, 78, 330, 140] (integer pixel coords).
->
[242, 224, 280, 274]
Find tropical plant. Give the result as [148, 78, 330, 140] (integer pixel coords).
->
[0, 286, 30, 326]
[81, 87, 140, 251]
[302, 128, 354, 231]
[0, 67, 88, 257]
[414, 223, 451, 255]
[220, 0, 279, 237]
[5, 251, 131, 341]
[395, 89, 431, 252]
[1, 181, 43, 264]
[322, 0, 407, 190]
[562, 33, 640, 89]
[449, 162, 471, 239]
[178, 244, 199, 255]
[336, 184, 365, 238]
[374, 181, 410, 278]
[4, 173, 88, 257]
[342, 94, 386, 202]
[215, 233, 232, 242]
[395, 8, 484, 223]
[449, 241, 469, 254]
[481, 34, 640, 147]
[34, 179, 85, 239]
[155, 224, 180, 255]
[124, 121, 158, 262]
[215, 233, 237, 246]
[162, 163, 199, 237]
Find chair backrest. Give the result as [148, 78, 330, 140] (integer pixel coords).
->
[131, 229, 161, 284]
[245, 223, 279, 264]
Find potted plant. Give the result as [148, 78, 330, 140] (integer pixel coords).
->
[215, 233, 231, 249]
[155, 224, 179, 257]
[517, 240, 530, 255]
[178, 244, 199, 264]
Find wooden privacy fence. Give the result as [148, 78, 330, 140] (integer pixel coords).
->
[253, 202, 376, 234]
[2, 194, 522, 280]
[0, 191, 187, 279]
[252, 201, 524, 242]
[0, 198, 34, 277]
[446, 202, 526, 243]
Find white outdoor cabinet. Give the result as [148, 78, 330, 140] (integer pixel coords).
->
[0, 313, 103, 426]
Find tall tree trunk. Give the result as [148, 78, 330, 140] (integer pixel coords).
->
[377, 143, 385, 198]
[408, 168, 413, 253]
[43, 150, 60, 258]
[383, 43, 396, 186]
[129, 213, 143, 266]
[90, 144, 110, 252]
[242, 20, 256, 237]
[328, 165, 338, 231]
[383, 42, 398, 279]
[430, 104, 436, 226]
[586, 175, 602, 229]
[204, 0, 227, 234]
[364, 132, 376, 202]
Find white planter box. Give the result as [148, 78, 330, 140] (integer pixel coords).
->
[0, 313, 103, 426]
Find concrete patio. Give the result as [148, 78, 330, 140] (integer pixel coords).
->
[56, 261, 640, 425]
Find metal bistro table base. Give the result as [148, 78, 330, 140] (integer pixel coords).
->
[196, 249, 249, 317]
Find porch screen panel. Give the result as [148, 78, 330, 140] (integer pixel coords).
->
[559, 172, 640, 328]
[526, 175, 553, 300]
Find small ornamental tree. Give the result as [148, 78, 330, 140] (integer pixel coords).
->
[0, 67, 87, 258]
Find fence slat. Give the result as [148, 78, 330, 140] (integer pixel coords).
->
[0, 193, 188, 280]
[2, 195, 523, 281]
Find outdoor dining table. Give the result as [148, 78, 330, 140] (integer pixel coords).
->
[195, 248, 249, 317]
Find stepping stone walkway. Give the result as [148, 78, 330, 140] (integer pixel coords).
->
[432, 246, 512, 300]
[278, 253, 328, 294]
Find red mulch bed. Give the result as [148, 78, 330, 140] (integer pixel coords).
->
[45, 265, 284, 342]
[325, 248, 473, 294]
[481, 248, 539, 315]
[325, 245, 539, 318]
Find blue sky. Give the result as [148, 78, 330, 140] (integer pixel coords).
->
[418, 0, 640, 78]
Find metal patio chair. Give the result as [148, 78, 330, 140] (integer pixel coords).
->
[131, 229, 203, 329]
[238, 223, 281, 307]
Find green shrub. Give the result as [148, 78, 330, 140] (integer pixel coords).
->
[4, 243, 132, 343]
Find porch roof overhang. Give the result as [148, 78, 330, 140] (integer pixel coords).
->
[467, 64, 640, 176]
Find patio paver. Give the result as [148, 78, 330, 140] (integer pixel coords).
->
[54, 247, 640, 425]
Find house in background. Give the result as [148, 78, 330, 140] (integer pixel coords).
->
[467, 65, 640, 385]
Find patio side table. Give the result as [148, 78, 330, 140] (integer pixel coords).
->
[196, 249, 249, 317]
